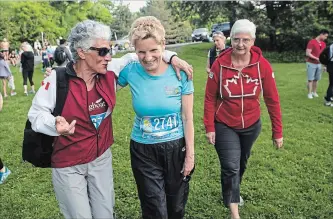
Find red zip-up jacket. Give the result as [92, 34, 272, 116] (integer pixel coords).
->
[204, 46, 282, 139]
[52, 65, 116, 168]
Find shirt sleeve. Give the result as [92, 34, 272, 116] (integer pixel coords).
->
[261, 60, 283, 139]
[180, 71, 194, 95]
[28, 70, 59, 136]
[117, 63, 131, 87]
[21, 52, 25, 64]
[307, 40, 314, 50]
[4, 61, 12, 75]
[203, 61, 220, 133]
[107, 53, 138, 77]
[163, 50, 177, 63]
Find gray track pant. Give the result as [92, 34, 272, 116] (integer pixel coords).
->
[52, 149, 115, 219]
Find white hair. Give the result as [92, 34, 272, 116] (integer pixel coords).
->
[21, 42, 34, 52]
[230, 19, 256, 39]
[68, 20, 112, 61]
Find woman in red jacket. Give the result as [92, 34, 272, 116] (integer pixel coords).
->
[204, 19, 283, 219]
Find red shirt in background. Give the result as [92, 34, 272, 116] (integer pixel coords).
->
[306, 39, 326, 64]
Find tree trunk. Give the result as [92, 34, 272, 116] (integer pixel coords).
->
[266, 1, 277, 51]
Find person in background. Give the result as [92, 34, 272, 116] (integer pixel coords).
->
[0, 52, 17, 97]
[0, 38, 10, 61]
[41, 46, 50, 71]
[206, 31, 227, 74]
[34, 40, 42, 56]
[54, 39, 73, 67]
[21, 43, 35, 95]
[319, 42, 333, 107]
[306, 29, 329, 99]
[204, 19, 283, 219]
[9, 50, 18, 66]
[46, 44, 55, 67]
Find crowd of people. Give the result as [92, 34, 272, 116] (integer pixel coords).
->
[0, 15, 331, 219]
[0, 37, 73, 99]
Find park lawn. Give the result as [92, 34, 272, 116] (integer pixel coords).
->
[0, 43, 332, 219]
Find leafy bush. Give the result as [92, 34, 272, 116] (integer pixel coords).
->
[178, 43, 306, 63]
[262, 51, 306, 63]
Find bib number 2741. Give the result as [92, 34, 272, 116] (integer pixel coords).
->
[141, 113, 180, 138]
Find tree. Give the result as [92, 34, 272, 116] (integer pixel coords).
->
[110, 4, 133, 39]
[140, 0, 192, 44]
[0, 0, 114, 49]
[167, 1, 230, 28]
[0, 1, 65, 47]
[167, 1, 333, 51]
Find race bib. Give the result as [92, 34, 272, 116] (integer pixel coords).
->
[140, 113, 180, 139]
[90, 112, 106, 129]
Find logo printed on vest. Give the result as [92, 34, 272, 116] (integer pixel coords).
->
[89, 98, 106, 111]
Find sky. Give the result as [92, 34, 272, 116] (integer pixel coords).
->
[113, 0, 147, 12]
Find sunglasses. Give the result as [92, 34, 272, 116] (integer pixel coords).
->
[89, 47, 112, 57]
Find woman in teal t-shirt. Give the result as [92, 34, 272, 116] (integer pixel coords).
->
[117, 16, 195, 219]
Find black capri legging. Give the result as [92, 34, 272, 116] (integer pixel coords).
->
[22, 69, 34, 86]
[0, 158, 4, 170]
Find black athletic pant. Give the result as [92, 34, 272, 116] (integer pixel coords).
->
[49, 57, 54, 67]
[42, 59, 50, 69]
[0, 157, 4, 170]
[22, 69, 34, 86]
[130, 138, 190, 219]
[214, 120, 261, 207]
[325, 72, 333, 101]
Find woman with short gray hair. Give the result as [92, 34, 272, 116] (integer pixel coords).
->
[28, 19, 192, 219]
[29, 19, 117, 219]
[206, 31, 227, 74]
[204, 19, 283, 219]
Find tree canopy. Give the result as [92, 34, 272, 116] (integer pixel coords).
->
[1, 0, 332, 51]
[168, 1, 333, 51]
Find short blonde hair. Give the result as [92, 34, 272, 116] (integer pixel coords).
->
[129, 16, 165, 46]
[230, 19, 256, 38]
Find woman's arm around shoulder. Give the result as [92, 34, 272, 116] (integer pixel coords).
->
[28, 70, 58, 136]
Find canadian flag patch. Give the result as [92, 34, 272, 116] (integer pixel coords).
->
[209, 72, 214, 79]
[41, 81, 50, 90]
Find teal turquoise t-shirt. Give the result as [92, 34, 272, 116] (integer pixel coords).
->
[118, 61, 194, 144]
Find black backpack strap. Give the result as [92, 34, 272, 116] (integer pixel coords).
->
[53, 67, 69, 116]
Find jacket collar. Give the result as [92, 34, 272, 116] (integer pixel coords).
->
[65, 61, 77, 77]
[217, 46, 263, 70]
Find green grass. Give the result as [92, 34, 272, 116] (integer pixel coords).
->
[1, 43, 333, 218]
